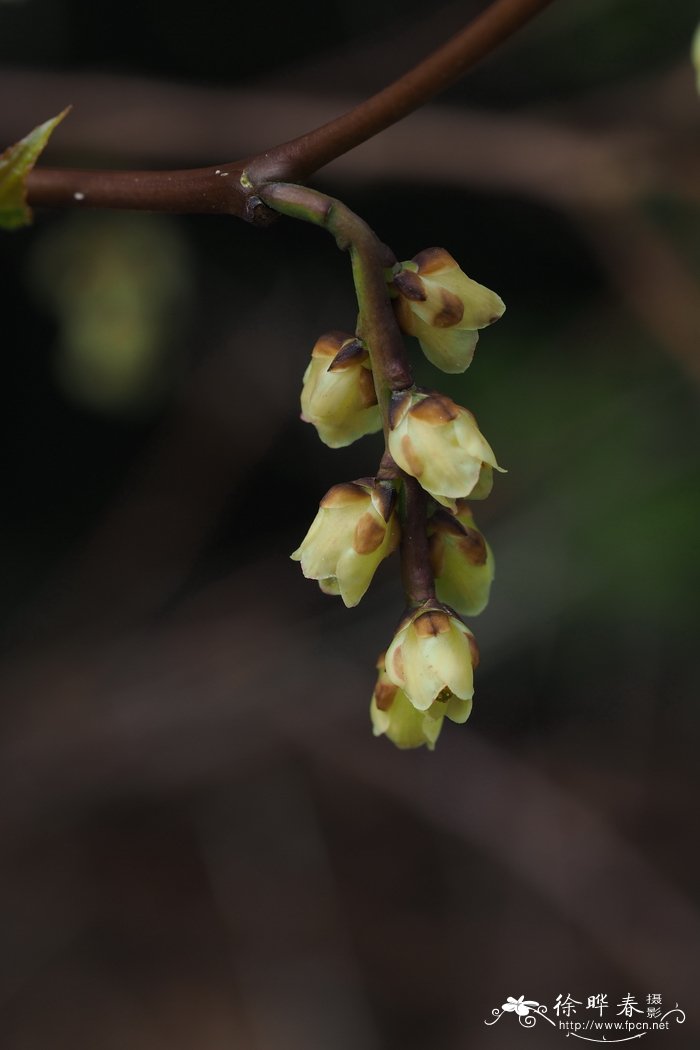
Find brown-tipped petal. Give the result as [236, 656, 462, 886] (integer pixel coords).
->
[430, 511, 467, 540]
[414, 610, 451, 637]
[409, 393, 459, 425]
[374, 679, 398, 711]
[456, 527, 489, 567]
[311, 330, 351, 359]
[389, 642, 405, 684]
[393, 270, 427, 302]
[400, 434, 424, 477]
[319, 482, 368, 509]
[431, 288, 465, 328]
[353, 511, 386, 555]
[413, 247, 459, 275]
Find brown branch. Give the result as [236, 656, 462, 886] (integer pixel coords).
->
[246, 0, 556, 185]
[26, 161, 276, 223]
[399, 476, 436, 605]
[25, 0, 555, 222]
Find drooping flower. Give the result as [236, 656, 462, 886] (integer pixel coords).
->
[388, 390, 505, 508]
[392, 248, 505, 373]
[370, 654, 445, 750]
[300, 331, 381, 448]
[429, 501, 495, 617]
[291, 478, 399, 607]
[384, 600, 479, 713]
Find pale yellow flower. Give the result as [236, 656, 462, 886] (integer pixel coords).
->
[370, 655, 444, 750]
[388, 391, 505, 508]
[300, 331, 381, 448]
[384, 602, 479, 712]
[429, 502, 495, 617]
[370, 651, 472, 750]
[393, 248, 504, 373]
[291, 478, 399, 607]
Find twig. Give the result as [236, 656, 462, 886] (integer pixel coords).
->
[246, 0, 555, 185]
[25, 0, 555, 221]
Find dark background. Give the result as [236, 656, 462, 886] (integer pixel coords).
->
[0, 1, 699, 1047]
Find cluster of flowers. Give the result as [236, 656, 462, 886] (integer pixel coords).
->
[292, 248, 504, 749]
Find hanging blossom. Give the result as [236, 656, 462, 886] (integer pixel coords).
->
[383, 601, 479, 713]
[292, 478, 399, 608]
[281, 191, 505, 750]
[428, 501, 494, 617]
[391, 247, 505, 373]
[388, 390, 505, 510]
[300, 331, 381, 448]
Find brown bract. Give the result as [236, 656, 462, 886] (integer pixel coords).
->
[393, 270, 426, 302]
[327, 338, 369, 371]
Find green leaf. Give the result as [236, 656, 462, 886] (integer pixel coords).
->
[0, 108, 70, 231]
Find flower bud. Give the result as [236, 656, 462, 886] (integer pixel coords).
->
[388, 390, 504, 508]
[392, 248, 504, 373]
[300, 331, 381, 448]
[291, 478, 399, 607]
[385, 600, 479, 713]
[429, 502, 494, 617]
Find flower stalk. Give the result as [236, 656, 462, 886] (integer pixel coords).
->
[259, 180, 436, 615]
[259, 182, 413, 405]
[262, 178, 506, 749]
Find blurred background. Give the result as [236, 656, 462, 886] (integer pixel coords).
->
[1, 0, 699, 1047]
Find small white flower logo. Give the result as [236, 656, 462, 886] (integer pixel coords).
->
[501, 995, 540, 1017]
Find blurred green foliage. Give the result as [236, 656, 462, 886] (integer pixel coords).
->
[27, 213, 192, 411]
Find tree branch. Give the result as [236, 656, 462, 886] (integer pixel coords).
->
[25, 0, 555, 222]
[26, 162, 275, 223]
[246, 0, 555, 185]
